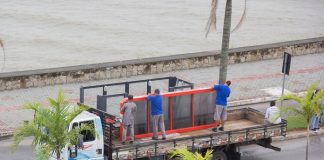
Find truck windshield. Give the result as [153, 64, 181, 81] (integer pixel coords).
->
[72, 120, 95, 142]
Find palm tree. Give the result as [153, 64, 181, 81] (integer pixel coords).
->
[280, 82, 324, 160]
[206, 0, 247, 84]
[11, 89, 95, 160]
[169, 148, 213, 160]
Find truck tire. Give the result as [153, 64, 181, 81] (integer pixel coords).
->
[213, 150, 227, 160]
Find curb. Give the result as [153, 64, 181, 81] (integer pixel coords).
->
[228, 91, 306, 107]
[0, 130, 14, 140]
[273, 129, 324, 142]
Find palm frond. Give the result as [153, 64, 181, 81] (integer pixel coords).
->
[66, 105, 88, 124]
[0, 38, 5, 71]
[303, 81, 319, 102]
[232, 0, 247, 32]
[204, 149, 213, 160]
[280, 93, 302, 105]
[280, 82, 323, 127]
[169, 148, 196, 160]
[24, 102, 42, 111]
[205, 0, 218, 37]
[11, 122, 42, 152]
[12, 90, 95, 159]
[169, 148, 213, 160]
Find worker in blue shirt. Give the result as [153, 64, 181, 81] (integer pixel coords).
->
[212, 80, 231, 132]
[147, 89, 166, 140]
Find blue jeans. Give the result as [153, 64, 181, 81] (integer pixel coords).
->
[310, 115, 320, 129]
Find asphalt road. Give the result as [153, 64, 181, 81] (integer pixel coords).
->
[1, 135, 323, 160]
[0, 137, 34, 160]
[241, 135, 324, 160]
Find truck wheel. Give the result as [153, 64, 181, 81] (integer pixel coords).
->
[213, 150, 227, 160]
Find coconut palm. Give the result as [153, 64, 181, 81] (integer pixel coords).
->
[11, 89, 95, 160]
[169, 148, 213, 160]
[206, 0, 247, 84]
[279, 82, 324, 160]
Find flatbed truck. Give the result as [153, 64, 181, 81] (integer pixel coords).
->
[64, 77, 286, 160]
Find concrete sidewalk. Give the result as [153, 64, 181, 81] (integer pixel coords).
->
[275, 129, 324, 142]
[0, 53, 323, 136]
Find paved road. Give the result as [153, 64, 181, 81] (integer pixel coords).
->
[1, 135, 323, 160]
[0, 137, 34, 160]
[241, 135, 324, 160]
[0, 0, 323, 72]
[0, 53, 323, 133]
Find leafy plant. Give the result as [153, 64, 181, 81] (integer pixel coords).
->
[169, 148, 213, 160]
[279, 82, 324, 160]
[11, 89, 95, 160]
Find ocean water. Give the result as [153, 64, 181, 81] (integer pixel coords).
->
[0, 0, 323, 72]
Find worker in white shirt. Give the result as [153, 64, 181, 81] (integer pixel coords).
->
[265, 101, 282, 124]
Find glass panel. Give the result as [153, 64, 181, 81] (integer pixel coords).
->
[106, 96, 124, 116]
[172, 95, 192, 129]
[129, 82, 147, 96]
[83, 87, 102, 107]
[134, 100, 147, 135]
[162, 97, 170, 130]
[194, 92, 216, 126]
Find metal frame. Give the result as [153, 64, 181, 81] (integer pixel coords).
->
[119, 87, 215, 139]
[80, 76, 194, 104]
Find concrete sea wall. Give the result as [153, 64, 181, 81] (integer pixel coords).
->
[0, 37, 323, 91]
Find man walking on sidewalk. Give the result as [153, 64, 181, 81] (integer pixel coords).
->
[148, 89, 166, 140]
[212, 81, 231, 132]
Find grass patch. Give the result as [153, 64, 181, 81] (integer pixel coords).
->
[286, 116, 307, 131]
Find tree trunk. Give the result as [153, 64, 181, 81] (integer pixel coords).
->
[306, 124, 309, 160]
[56, 149, 61, 160]
[218, 0, 232, 84]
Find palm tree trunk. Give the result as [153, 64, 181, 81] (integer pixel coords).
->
[306, 124, 309, 160]
[218, 0, 232, 84]
[56, 149, 61, 160]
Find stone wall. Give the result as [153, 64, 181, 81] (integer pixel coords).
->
[0, 37, 323, 91]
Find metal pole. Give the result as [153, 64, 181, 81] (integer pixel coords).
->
[80, 87, 84, 103]
[281, 73, 286, 107]
[103, 86, 108, 95]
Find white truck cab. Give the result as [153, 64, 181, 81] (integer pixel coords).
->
[50, 111, 104, 160]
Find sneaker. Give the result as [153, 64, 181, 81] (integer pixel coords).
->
[219, 127, 224, 131]
[152, 137, 158, 140]
[162, 137, 166, 140]
[212, 128, 218, 132]
[129, 141, 134, 144]
[121, 141, 126, 145]
[310, 128, 317, 132]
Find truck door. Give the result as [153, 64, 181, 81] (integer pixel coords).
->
[70, 119, 104, 160]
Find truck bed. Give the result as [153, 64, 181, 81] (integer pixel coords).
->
[108, 108, 286, 159]
[113, 119, 259, 146]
